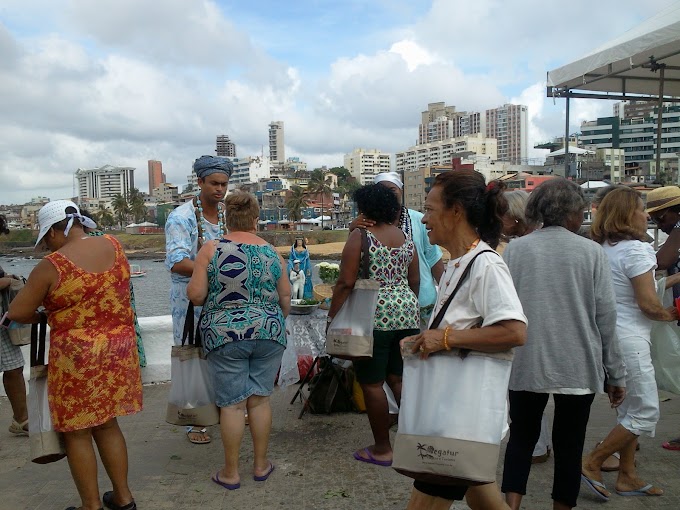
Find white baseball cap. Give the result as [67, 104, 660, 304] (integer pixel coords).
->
[34, 200, 82, 248]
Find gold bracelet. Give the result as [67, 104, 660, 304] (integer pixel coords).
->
[443, 326, 452, 351]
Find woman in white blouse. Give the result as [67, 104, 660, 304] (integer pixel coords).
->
[401, 169, 527, 510]
[582, 187, 678, 498]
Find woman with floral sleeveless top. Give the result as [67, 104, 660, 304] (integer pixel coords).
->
[188, 191, 291, 490]
[328, 184, 420, 467]
[9, 200, 142, 510]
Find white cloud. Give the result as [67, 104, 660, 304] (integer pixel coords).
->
[0, 0, 677, 204]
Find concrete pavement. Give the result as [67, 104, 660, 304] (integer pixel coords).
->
[2, 382, 680, 510]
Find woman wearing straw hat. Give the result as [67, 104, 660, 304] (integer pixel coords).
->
[646, 186, 680, 451]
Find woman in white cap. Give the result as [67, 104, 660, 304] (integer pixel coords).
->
[9, 200, 142, 510]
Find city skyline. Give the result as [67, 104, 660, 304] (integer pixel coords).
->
[0, 0, 676, 204]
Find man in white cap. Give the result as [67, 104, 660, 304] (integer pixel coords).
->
[165, 155, 231, 444]
[351, 171, 444, 326]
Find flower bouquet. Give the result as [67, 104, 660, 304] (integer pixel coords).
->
[314, 262, 339, 310]
[317, 262, 340, 284]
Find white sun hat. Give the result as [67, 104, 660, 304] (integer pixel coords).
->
[34, 200, 84, 248]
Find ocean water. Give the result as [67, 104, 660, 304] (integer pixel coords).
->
[0, 256, 336, 317]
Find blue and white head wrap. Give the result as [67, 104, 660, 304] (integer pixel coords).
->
[193, 155, 233, 179]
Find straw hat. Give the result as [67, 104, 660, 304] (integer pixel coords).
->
[645, 186, 680, 214]
[34, 200, 81, 247]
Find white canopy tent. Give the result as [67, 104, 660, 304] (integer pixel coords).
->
[547, 2, 680, 175]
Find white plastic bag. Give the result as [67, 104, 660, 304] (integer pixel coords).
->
[326, 230, 379, 359]
[325, 279, 379, 359]
[651, 278, 680, 394]
[392, 349, 512, 485]
[165, 304, 219, 426]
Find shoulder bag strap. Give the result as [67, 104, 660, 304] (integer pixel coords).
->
[429, 250, 497, 330]
[360, 228, 370, 279]
[30, 312, 48, 367]
[181, 302, 195, 346]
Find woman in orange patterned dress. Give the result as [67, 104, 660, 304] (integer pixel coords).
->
[9, 200, 143, 510]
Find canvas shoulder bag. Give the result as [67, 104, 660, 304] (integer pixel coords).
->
[1, 277, 32, 346]
[28, 313, 67, 464]
[393, 249, 514, 486]
[325, 229, 380, 359]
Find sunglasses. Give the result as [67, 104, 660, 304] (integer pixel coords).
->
[651, 210, 670, 224]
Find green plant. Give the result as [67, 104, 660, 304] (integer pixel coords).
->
[317, 262, 340, 284]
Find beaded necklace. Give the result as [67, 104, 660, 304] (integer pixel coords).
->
[398, 206, 412, 240]
[444, 238, 480, 286]
[193, 194, 225, 247]
[438, 238, 481, 306]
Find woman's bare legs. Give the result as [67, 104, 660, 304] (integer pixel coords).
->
[217, 401, 247, 485]
[63, 428, 102, 510]
[246, 395, 274, 477]
[92, 418, 134, 507]
[466, 483, 510, 510]
[355, 381, 392, 463]
[406, 488, 454, 510]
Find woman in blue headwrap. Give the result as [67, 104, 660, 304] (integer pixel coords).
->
[287, 238, 312, 299]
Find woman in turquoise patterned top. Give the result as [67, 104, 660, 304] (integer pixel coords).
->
[188, 192, 291, 490]
[328, 184, 419, 467]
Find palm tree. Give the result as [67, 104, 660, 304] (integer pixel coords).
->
[127, 188, 147, 223]
[95, 205, 115, 229]
[111, 194, 130, 229]
[307, 168, 333, 229]
[285, 186, 309, 223]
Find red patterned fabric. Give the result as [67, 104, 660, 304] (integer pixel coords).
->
[43, 235, 143, 431]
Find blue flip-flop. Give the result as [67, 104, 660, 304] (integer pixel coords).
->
[254, 463, 275, 481]
[616, 484, 662, 497]
[353, 448, 393, 467]
[581, 474, 609, 501]
[212, 472, 240, 490]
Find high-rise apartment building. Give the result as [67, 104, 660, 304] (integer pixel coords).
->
[485, 104, 528, 163]
[216, 135, 237, 157]
[147, 160, 165, 195]
[613, 100, 679, 120]
[269, 121, 285, 164]
[152, 182, 179, 203]
[76, 165, 135, 200]
[581, 105, 680, 180]
[418, 102, 482, 144]
[396, 133, 498, 175]
[229, 156, 272, 191]
[343, 148, 391, 186]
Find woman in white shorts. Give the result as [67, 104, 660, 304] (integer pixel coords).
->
[582, 187, 678, 499]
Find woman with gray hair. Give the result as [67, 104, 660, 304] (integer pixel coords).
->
[500, 179, 627, 510]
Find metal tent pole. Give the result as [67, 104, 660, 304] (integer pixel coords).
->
[656, 65, 666, 180]
[565, 95, 570, 178]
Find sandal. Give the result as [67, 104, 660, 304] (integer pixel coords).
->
[9, 418, 29, 436]
[186, 426, 211, 444]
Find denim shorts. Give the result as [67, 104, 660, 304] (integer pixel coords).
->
[207, 340, 285, 407]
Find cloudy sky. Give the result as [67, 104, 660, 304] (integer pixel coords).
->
[0, 0, 676, 204]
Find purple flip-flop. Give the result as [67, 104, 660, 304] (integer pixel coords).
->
[254, 463, 275, 481]
[212, 472, 240, 490]
[353, 448, 392, 467]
